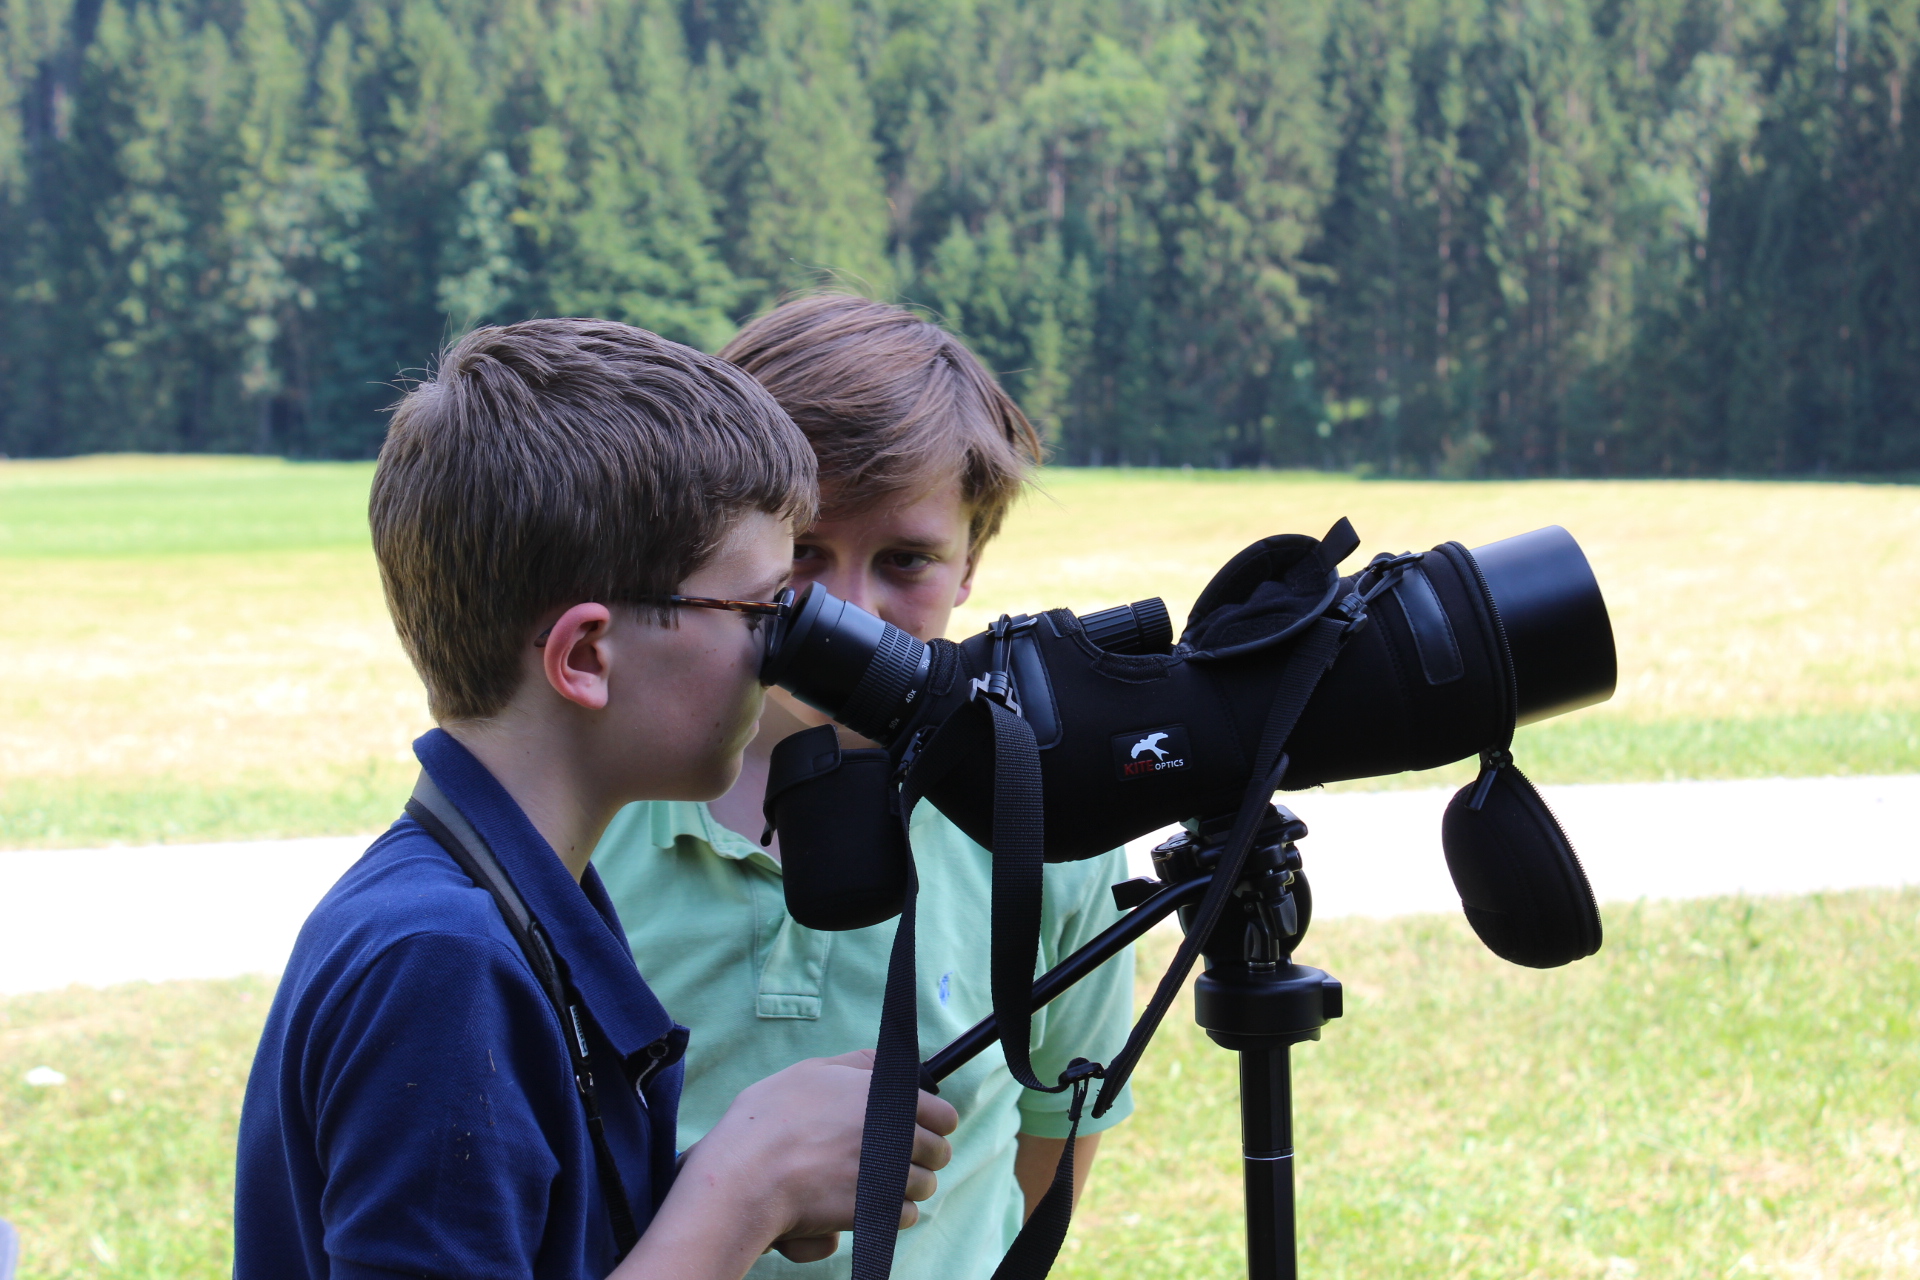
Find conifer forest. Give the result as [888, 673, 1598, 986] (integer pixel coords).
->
[3, 0, 1917, 474]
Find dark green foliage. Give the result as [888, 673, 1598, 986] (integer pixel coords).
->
[2, 0, 1914, 472]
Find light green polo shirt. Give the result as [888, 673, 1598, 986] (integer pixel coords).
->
[592, 799, 1136, 1280]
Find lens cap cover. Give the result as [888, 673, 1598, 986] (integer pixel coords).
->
[1441, 761, 1602, 968]
[1182, 518, 1363, 660]
[765, 724, 910, 931]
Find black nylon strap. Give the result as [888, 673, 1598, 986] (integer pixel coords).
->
[574, 1030, 645, 1260]
[850, 692, 1069, 1279]
[848, 782, 925, 1280]
[1252, 613, 1352, 783]
[986, 697, 1051, 1091]
[990, 1061, 1101, 1280]
[929, 696, 1103, 1279]
[403, 789, 642, 1257]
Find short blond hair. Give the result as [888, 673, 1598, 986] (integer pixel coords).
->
[719, 294, 1044, 546]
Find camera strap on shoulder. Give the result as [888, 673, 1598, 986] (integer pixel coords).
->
[404, 775, 643, 1259]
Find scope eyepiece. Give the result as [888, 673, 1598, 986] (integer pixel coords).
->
[758, 584, 932, 745]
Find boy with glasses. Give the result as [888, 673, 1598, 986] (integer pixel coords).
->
[233, 319, 955, 1280]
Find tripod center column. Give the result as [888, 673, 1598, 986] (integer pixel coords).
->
[1238, 1045, 1297, 1280]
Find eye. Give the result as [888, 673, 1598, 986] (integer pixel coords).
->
[882, 552, 936, 574]
[793, 544, 825, 564]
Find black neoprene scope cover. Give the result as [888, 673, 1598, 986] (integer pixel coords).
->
[1441, 762, 1602, 968]
[764, 724, 909, 932]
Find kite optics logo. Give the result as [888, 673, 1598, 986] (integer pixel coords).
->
[1111, 724, 1190, 780]
[1131, 733, 1171, 760]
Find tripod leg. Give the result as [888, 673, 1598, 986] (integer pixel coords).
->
[1238, 1046, 1295, 1280]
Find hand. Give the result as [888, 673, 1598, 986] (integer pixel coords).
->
[613, 1051, 956, 1279]
[686, 1049, 957, 1248]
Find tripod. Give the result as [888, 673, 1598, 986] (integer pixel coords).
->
[922, 803, 1342, 1280]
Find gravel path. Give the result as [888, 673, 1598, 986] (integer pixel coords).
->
[3, 775, 1916, 996]
[1125, 773, 1920, 921]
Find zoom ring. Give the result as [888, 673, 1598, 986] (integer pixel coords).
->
[839, 623, 927, 743]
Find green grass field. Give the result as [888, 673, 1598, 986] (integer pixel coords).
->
[2, 457, 1916, 847]
[2, 456, 1917, 1278]
[5, 893, 1915, 1278]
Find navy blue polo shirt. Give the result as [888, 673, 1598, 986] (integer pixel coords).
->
[235, 729, 687, 1280]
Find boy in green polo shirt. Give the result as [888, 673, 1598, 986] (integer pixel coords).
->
[592, 295, 1135, 1277]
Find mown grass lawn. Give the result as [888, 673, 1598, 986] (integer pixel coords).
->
[4, 892, 1915, 1278]
[1, 456, 1916, 1278]
[1064, 893, 1920, 1280]
[2, 457, 1916, 847]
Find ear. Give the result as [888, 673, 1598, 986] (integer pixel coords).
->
[540, 603, 615, 711]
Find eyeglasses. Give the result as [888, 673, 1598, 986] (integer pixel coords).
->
[534, 588, 795, 646]
[662, 588, 796, 620]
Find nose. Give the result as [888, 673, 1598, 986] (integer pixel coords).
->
[819, 566, 879, 618]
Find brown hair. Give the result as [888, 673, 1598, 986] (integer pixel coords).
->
[718, 294, 1045, 547]
[372, 318, 816, 723]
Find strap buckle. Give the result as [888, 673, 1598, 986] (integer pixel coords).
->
[892, 725, 931, 785]
[968, 671, 1021, 715]
[1467, 746, 1513, 811]
[1326, 591, 1370, 632]
[1359, 550, 1425, 586]
[1057, 1058, 1105, 1089]
[1059, 1059, 1104, 1124]
[969, 613, 1028, 714]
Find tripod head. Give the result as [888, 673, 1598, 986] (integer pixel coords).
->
[1150, 804, 1344, 1057]
[1151, 806, 1314, 970]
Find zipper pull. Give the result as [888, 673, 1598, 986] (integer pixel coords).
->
[1467, 748, 1512, 812]
[893, 726, 929, 785]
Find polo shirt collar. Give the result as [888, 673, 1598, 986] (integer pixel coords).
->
[651, 799, 779, 873]
[414, 728, 676, 1060]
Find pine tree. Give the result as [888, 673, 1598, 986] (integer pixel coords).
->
[0, 0, 1913, 469]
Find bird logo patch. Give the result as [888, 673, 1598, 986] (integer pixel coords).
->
[1112, 725, 1189, 780]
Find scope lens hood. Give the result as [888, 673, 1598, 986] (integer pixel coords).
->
[1467, 526, 1617, 726]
